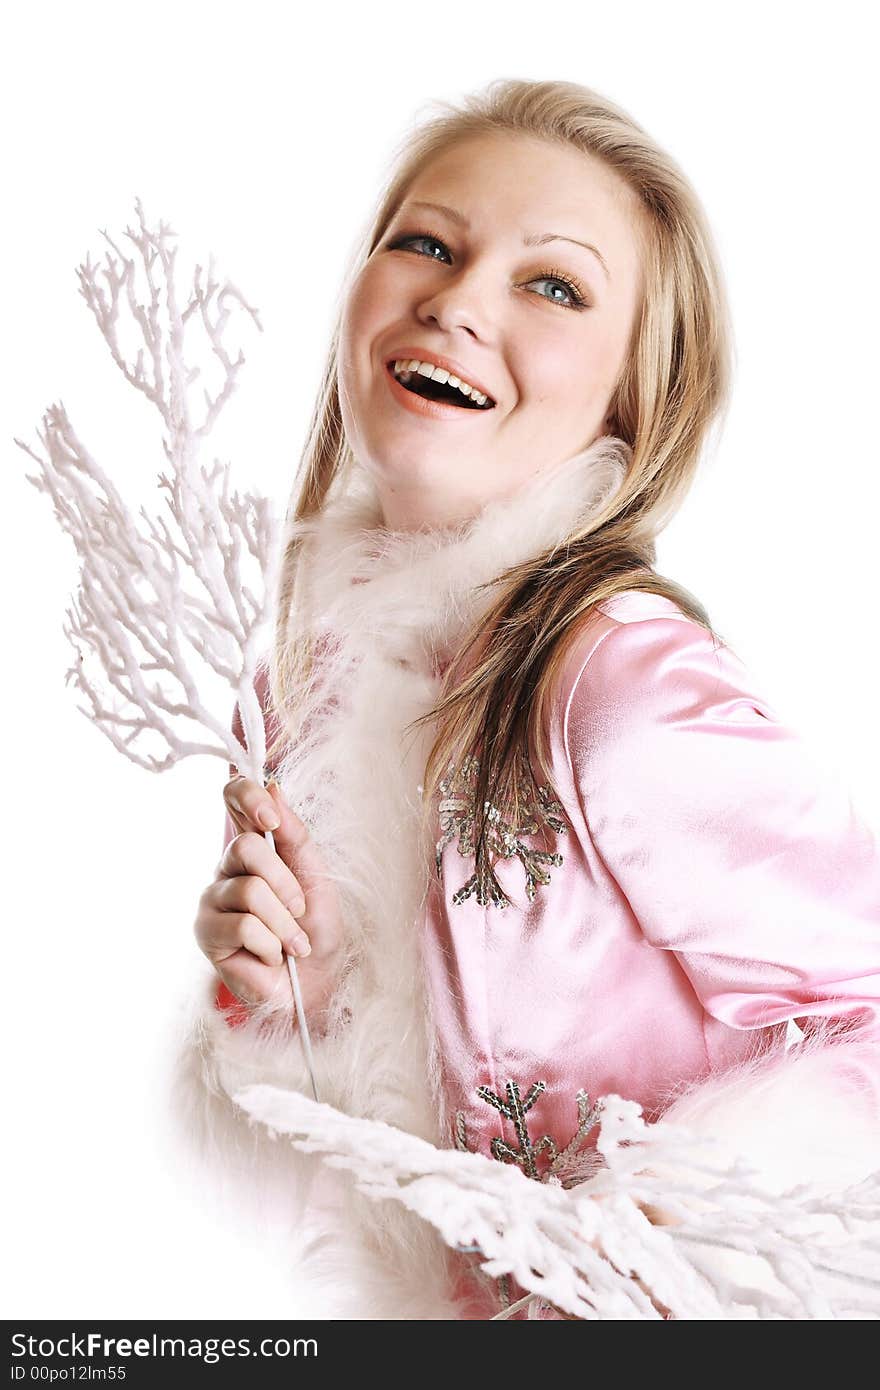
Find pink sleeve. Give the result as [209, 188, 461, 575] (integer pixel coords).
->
[567, 610, 880, 1205]
[568, 612, 880, 1044]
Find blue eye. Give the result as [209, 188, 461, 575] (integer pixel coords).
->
[528, 275, 584, 309]
[391, 233, 451, 262]
[386, 230, 589, 310]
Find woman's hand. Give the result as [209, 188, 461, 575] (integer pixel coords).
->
[193, 775, 347, 1024]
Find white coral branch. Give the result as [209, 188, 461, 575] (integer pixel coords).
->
[14, 199, 278, 784]
[231, 1083, 880, 1321]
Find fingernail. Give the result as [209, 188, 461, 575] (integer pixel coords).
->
[259, 804, 280, 830]
[295, 934, 311, 957]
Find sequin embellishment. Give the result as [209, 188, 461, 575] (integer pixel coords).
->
[453, 1078, 605, 1317]
[454, 1078, 604, 1186]
[435, 753, 568, 908]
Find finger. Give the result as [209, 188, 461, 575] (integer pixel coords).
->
[217, 949, 293, 1011]
[240, 911, 289, 966]
[224, 774, 282, 832]
[216, 872, 311, 957]
[218, 831, 307, 917]
[204, 910, 284, 969]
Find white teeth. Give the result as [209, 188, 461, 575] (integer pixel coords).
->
[391, 358, 493, 408]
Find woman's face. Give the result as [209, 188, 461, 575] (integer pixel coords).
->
[337, 130, 645, 530]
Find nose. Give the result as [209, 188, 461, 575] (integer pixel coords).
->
[416, 265, 496, 342]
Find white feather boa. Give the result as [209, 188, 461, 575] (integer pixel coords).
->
[168, 437, 880, 1318]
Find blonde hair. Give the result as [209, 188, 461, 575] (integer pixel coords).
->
[266, 77, 734, 893]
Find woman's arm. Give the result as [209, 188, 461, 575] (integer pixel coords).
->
[565, 607, 880, 1199]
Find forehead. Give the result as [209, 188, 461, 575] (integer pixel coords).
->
[402, 131, 642, 248]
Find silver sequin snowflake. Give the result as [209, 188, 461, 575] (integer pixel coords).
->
[452, 1077, 605, 1317]
[454, 1077, 604, 1186]
[435, 752, 568, 908]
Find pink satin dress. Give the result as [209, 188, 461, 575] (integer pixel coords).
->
[219, 589, 880, 1319]
[423, 590, 880, 1316]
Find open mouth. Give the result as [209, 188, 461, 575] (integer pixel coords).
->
[386, 361, 495, 410]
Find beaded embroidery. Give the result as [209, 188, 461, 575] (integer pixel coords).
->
[435, 753, 568, 908]
[453, 1077, 605, 1316]
[454, 1077, 604, 1186]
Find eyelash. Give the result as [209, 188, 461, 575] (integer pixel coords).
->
[385, 229, 590, 311]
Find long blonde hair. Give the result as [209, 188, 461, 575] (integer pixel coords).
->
[266, 77, 734, 890]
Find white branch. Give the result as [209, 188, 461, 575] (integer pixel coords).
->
[233, 1084, 880, 1321]
[14, 199, 279, 786]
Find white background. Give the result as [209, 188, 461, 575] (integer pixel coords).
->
[4, 0, 878, 1318]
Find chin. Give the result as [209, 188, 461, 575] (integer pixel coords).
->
[369, 439, 460, 482]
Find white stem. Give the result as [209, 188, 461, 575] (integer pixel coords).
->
[491, 1291, 540, 1320]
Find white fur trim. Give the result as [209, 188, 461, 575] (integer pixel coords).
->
[659, 1022, 880, 1195]
[647, 1020, 880, 1304]
[167, 965, 464, 1318]
[169, 437, 631, 1317]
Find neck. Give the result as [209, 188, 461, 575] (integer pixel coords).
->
[371, 482, 495, 534]
[285, 433, 632, 676]
[367, 441, 621, 534]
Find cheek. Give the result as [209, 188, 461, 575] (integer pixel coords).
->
[344, 261, 399, 347]
[520, 338, 594, 411]
[339, 268, 384, 377]
[337, 263, 400, 439]
[522, 323, 621, 409]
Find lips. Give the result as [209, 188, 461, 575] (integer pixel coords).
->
[384, 348, 497, 406]
[384, 362, 491, 420]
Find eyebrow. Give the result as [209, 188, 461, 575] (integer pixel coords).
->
[403, 199, 611, 281]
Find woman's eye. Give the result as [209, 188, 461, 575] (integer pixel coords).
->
[526, 276, 586, 310]
[391, 234, 451, 262]
[387, 234, 587, 310]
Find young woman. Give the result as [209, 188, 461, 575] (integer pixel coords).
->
[176, 78, 880, 1320]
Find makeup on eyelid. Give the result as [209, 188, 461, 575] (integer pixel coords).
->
[403, 197, 611, 282]
[386, 228, 591, 311]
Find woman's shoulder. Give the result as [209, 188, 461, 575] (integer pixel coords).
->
[557, 587, 708, 688]
[551, 586, 756, 732]
[554, 587, 782, 760]
[593, 588, 695, 625]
